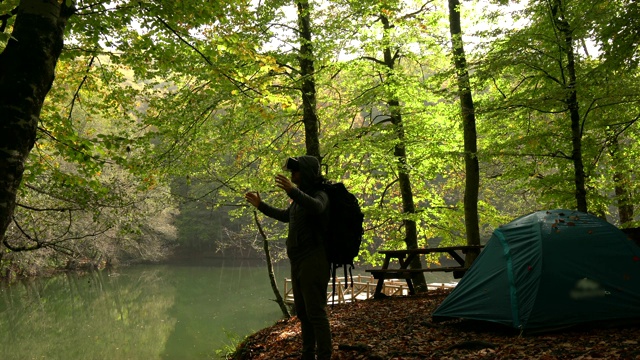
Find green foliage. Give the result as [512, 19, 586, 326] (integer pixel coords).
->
[471, 0, 640, 221]
[3, 0, 640, 278]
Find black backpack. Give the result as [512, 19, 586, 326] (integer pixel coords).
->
[321, 181, 364, 303]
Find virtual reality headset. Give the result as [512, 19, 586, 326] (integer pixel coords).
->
[284, 157, 299, 171]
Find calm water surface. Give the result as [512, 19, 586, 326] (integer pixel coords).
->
[0, 261, 289, 360]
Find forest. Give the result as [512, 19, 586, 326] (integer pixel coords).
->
[0, 0, 638, 280]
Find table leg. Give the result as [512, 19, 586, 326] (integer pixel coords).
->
[406, 278, 416, 295]
[398, 253, 418, 295]
[373, 255, 393, 298]
[373, 278, 385, 298]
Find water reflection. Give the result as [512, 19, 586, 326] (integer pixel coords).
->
[0, 261, 287, 360]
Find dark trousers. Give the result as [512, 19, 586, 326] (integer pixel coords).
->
[291, 249, 332, 360]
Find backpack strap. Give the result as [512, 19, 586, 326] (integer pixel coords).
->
[330, 263, 356, 306]
[348, 263, 354, 288]
[343, 265, 348, 289]
[331, 263, 338, 306]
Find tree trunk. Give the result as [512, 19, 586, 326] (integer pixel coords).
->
[0, 0, 74, 243]
[550, 0, 588, 213]
[447, 0, 481, 266]
[295, 0, 321, 159]
[254, 211, 291, 318]
[380, 15, 427, 293]
[608, 136, 634, 225]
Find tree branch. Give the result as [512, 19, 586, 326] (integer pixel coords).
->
[16, 202, 81, 212]
[67, 55, 96, 121]
[150, 11, 263, 97]
[379, 178, 399, 208]
[400, 1, 435, 20]
[359, 56, 387, 66]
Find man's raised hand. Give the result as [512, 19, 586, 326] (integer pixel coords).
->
[244, 192, 261, 208]
[275, 174, 294, 193]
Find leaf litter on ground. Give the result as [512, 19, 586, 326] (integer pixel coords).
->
[231, 289, 640, 359]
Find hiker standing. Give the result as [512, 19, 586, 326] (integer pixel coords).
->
[245, 155, 332, 360]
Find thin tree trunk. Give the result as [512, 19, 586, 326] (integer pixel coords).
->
[380, 14, 427, 293]
[296, 0, 321, 159]
[608, 136, 634, 225]
[447, 0, 481, 266]
[253, 211, 291, 318]
[0, 0, 74, 243]
[550, 0, 588, 213]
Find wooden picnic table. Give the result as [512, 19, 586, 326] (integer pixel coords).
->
[365, 245, 484, 298]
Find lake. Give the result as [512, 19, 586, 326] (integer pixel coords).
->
[0, 260, 289, 360]
[0, 260, 458, 359]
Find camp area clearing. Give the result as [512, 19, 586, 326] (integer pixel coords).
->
[365, 245, 484, 298]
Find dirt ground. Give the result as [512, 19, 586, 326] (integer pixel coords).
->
[231, 289, 640, 360]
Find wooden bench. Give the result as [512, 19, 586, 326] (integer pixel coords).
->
[365, 245, 484, 298]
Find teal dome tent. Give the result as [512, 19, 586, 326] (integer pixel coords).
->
[432, 209, 640, 333]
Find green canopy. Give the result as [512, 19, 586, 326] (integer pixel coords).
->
[432, 209, 640, 332]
